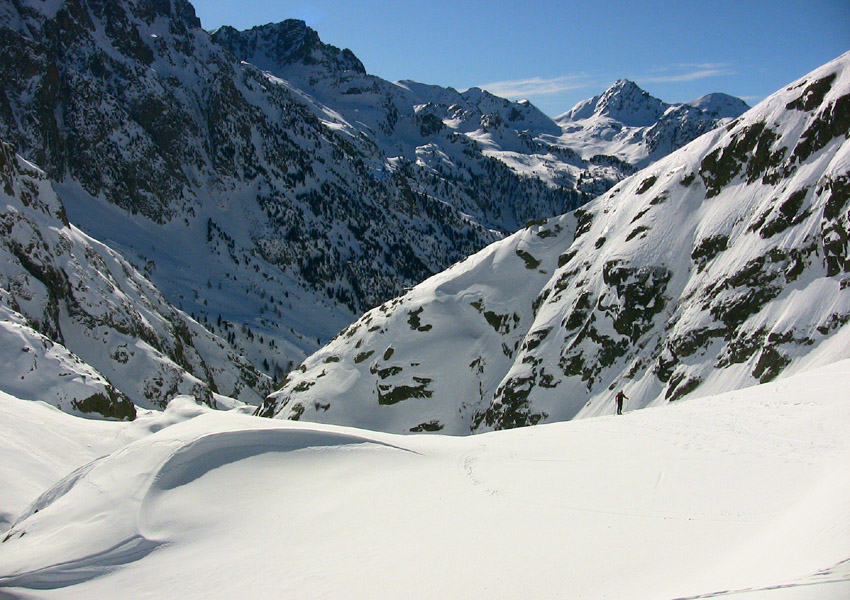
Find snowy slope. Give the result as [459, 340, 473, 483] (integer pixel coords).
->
[263, 52, 850, 434]
[1, 360, 848, 599]
[0, 140, 270, 412]
[0, 301, 134, 420]
[556, 79, 750, 168]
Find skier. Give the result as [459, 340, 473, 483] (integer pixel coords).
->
[615, 389, 628, 415]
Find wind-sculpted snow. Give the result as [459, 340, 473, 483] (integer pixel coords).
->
[0, 140, 270, 413]
[265, 52, 850, 434]
[148, 426, 411, 493]
[0, 412, 407, 590]
[1, 363, 849, 598]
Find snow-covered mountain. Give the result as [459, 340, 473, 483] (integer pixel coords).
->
[211, 19, 629, 211]
[261, 52, 850, 434]
[556, 79, 750, 168]
[212, 21, 748, 201]
[563, 78, 668, 126]
[0, 140, 270, 415]
[0, 2, 584, 382]
[0, 0, 753, 402]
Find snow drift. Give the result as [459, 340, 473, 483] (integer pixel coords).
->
[1, 361, 848, 598]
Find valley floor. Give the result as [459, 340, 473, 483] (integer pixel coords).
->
[1, 362, 849, 599]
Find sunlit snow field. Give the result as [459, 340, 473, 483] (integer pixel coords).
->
[1, 360, 848, 599]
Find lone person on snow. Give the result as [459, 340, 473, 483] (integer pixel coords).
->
[615, 389, 628, 415]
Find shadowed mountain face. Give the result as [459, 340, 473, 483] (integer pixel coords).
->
[212, 20, 366, 75]
[0, 140, 270, 413]
[0, 2, 589, 379]
[262, 52, 850, 434]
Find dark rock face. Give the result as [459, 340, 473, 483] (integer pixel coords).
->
[72, 390, 137, 421]
[212, 20, 366, 75]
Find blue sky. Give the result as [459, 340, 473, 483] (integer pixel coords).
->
[191, 0, 849, 116]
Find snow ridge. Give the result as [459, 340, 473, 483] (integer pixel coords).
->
[1, 361, 849, 598]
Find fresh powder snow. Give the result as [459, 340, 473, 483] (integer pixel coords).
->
[0, 361, 848, 599]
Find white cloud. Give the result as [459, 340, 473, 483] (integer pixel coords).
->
[476, 75, 591, 98]
[641, 69, 727, 83]
[677, 62, 730, 70]
[639, 63, 735, 83]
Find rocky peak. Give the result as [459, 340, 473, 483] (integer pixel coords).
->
[561, 79, 667, 125]
[591, 79, 668, 126]
[212, 19, 365, 75]
[136, 0, 202, 29]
